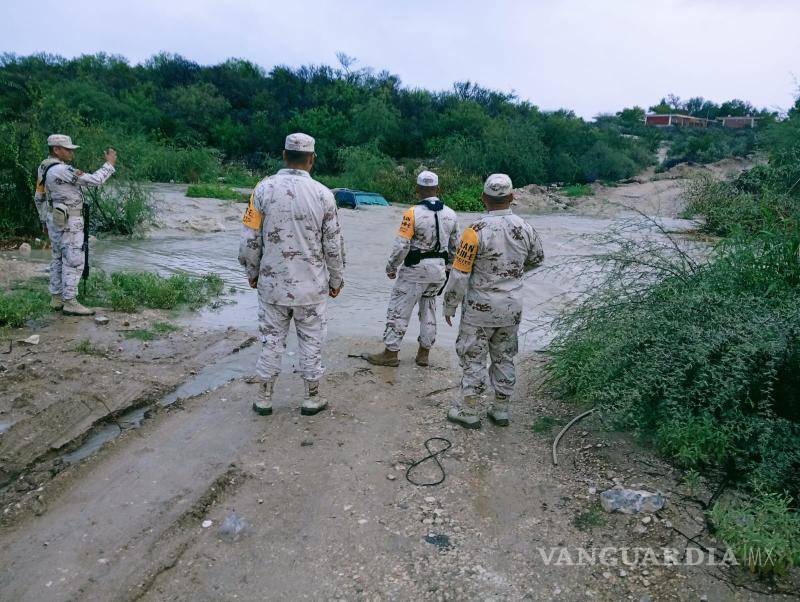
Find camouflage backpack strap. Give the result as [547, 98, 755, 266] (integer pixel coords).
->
[37, 162, 61, 205]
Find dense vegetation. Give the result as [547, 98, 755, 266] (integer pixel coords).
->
[546, 99, 800, 574]
[1, 52, 769, 236]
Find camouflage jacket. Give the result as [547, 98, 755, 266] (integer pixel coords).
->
[34, 158, 116, 220]
[386, 199, 459, 284]
[443, 209, 544, 327]
[238, 168, 345, 306]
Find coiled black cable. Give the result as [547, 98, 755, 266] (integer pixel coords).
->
[405, 437, 452, 487]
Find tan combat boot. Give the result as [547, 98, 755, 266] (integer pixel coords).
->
[252, 378, 275, 416]
[362, 348, 400, 367]
[487, 393, 511, 427]
[300, 380, 328, 416]
[62, 298, 95, 316]
[415, 346, 430, 367]
[50, 295, 64, 310]
[447, 394, 481, 429]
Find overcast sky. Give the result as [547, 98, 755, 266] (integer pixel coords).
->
[2, 0, 798, 118]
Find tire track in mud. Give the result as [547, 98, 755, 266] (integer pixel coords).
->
[0, 377, 267, 602]
[128, 467, 251, 601]
[0, 332, 257, 525]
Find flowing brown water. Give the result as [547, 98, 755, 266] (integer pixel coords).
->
[90, 202, 698, 351]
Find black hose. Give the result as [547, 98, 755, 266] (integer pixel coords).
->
[405, 437, 452, 487]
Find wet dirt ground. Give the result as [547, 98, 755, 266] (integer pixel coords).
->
[0, 164, 796, 601]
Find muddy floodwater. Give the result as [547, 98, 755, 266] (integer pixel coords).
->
[89, 198, 698, 352]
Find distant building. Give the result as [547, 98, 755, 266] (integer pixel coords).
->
[645, 114, 710, 127]
[718, 116, 758, 128]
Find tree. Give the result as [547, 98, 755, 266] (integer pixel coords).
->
[349, 95, 401, 152]
[288, 106, 350, 171]
[335, 52, 358, 74]
[719, 99, 756, 117]
[166, 82, 231, 145]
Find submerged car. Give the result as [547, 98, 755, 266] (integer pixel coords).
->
[333, 188, 389, 209]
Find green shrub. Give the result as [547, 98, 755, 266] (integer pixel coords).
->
[78, 271, 224, 312]
[684, 174, 800, 237]
[545, 223, 800, 497]
[573, 506, 606, 531]
[441, 184, 484, 211]
[185, 183, 244, 201]
[662, 128, 757, 169]
[563, 184, 593, 198]
[0, 280, 50, 327]
[217, 162, 259, 187]
[73, 339, 103, 355]
[0, 119, 43, 237]
[85, 180, 156, 236]
[71, 127, 223, 183]
[711, 492, 800, 576]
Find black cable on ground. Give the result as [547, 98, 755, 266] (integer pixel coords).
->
[405, 437, 452, 487]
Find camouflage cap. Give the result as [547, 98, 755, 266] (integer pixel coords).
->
[483, 173, 513, 198]
[285, 132, 315, 152]
[416, 170, 438, 186]
[47, 134, 79, 149]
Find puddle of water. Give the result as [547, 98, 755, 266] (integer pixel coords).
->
[0, 420, 15, 435]
[424, 533, 452, 549]
[62, 345, 261, 464]
[62, 423, 121, 464]
[159, 345, 259, 406]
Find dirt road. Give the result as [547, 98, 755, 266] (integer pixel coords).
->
[1, 162, 795, 600]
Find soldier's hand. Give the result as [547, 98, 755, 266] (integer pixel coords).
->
[329, 286, 342, 298]
[248, 276, 258, 288]
[104, 148, 117, 167]
[387, 271, 397, 280]
[445, 315, 453, 327]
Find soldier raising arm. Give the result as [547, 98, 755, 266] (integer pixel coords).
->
[36, 134, 116, 316]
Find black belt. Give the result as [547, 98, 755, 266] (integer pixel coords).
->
[404, 249, 449, 267]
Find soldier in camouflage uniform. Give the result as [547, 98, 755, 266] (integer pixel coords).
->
[34, 134, 117, 316]
[364, 171, 459, 367]
[443, 173, 544, 429]
[238, 133, 345, 417]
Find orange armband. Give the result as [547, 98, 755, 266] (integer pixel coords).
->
[242, 192, 263, 230]
[398, 207, 415, 240]
[453, 227, 479, 273]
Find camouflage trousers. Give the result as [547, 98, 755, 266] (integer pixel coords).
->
[455, 322, 519, 400]
[383, 278, 441, 352]
[256, 297, 327, 382]
[46, 213, 85, 301]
